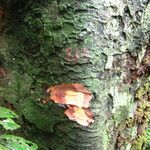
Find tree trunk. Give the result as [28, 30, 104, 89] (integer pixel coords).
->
[0, 0, 150, 150]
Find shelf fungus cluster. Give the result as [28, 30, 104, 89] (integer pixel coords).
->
[47, 83, 94, 126]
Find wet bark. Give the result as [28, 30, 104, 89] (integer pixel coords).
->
[0, 0, 150, 150]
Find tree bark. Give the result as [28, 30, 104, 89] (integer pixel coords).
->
[0, 0, 150, 150]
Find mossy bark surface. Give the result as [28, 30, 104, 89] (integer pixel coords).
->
[0, 0, 150, 150]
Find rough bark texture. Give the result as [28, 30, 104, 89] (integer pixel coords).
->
[0, 0, 150, 150]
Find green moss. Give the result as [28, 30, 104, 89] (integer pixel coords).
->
[135, 82, 150, 101]
[52, 31, 66, 48]
[131, 134, 147, 150]
[130, 79, 150, 149]
[1, 71, 33, 105]
[20, 97, 66, 132]
[51, 19, 63, 30]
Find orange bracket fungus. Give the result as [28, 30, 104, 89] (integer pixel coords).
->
[47, 83, 92, 108]
[47, 83, 94, 126]
[65, 106, 94, 126]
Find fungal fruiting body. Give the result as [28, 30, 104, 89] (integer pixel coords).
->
[65, 106, 94, 126]
[47, 83, 94, 126]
